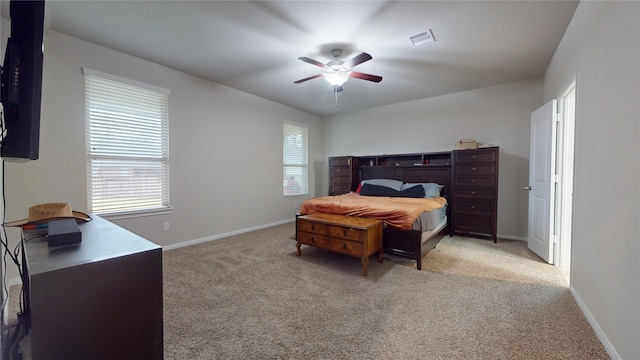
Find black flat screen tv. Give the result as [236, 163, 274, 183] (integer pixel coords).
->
[1, 0, 45, 161]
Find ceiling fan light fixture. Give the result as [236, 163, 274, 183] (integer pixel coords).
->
[324, 70, 350, 86]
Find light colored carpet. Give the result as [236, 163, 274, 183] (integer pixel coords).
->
[422, 236, 568, 285]
[162, 223, 609, 359]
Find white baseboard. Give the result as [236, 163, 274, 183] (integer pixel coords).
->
[570, 287, 620, 360]
[497, 233, 527, 241]
[162, 218, 295, 251]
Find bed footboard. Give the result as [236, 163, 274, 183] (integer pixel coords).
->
[383, 225, 448, 270]
[383, 227, 421, 268]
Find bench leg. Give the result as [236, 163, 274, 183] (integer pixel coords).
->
[361, 256, 369, 276]
[296, 242, 301, 256]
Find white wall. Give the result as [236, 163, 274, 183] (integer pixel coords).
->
[323, 78, 542, 239]
[1, 30, 323, 280]
[543, 2, 639, 359]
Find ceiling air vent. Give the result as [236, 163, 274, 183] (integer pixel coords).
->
[410, 29, 435, 46]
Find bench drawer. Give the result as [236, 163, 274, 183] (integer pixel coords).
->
[328, 225, 364, 241]
[297, 220, 328, 235]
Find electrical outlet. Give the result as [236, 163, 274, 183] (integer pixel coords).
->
[163, 222, 170, 231]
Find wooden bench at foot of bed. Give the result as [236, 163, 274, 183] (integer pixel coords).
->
[296, 213, 383, 276]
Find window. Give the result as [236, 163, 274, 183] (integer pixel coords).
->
[84, 68, 170, 216]
[283, 122, 308, 196]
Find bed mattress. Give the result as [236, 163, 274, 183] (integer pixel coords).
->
[412, 205, 447, 232]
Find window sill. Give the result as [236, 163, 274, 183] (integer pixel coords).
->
[98, 207, 174, 221]
[283, 193, 309, 199]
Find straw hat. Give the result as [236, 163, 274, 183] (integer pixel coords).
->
[4, 203, 92, 227]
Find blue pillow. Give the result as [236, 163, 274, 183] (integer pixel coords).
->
[400, 183, 443, 198]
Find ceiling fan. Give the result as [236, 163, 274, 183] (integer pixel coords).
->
[294, 49, 383, 95]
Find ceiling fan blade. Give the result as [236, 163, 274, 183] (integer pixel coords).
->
[349, 71, 382, 83]
[298, 57, 328, 69]
[343, 52, 372, 68]
[293, 73, 325, 84]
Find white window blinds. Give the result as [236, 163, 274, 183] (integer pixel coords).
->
[84, 69, 170, 215]
[283, 122, 308, 196]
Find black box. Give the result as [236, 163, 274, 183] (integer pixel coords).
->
[47, 219, 82, 247]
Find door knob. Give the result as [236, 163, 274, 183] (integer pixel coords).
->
[524, 186, 532, 191]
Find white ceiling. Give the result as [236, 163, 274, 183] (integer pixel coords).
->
[2, 0, 579, 116]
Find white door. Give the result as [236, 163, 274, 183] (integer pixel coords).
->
[557, 81, 576, 279]
[527, 100, 557, 263]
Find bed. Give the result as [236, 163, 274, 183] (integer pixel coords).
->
[299, 165, 452, 270]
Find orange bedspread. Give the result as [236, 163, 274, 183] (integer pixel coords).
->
[299, 192, 447, 231]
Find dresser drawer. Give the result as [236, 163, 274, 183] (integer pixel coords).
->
[455, 176, 495, 187]
[297, 220, 328, 235]
[329, 157, 352, 167]
[455, 164, 495, 175]
[456, 188, 494, 198]
[328, 225, 363, 242]
[455, 150, 496, 164]
[454, 215, 494, 233]
[329, 184, 351, 195]
[329, 175, 351, 184]
[330, 167, 352, 177]
[455, 200, 494, 214]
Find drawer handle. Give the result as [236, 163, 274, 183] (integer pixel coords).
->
[472, 155, 477, 159]
[471, 179, 477, 183]
[472, 167, 477, 171]
[471, 191, 477, 195]
[471, 205, 476, 209]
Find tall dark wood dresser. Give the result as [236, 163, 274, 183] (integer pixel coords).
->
[452, 147, 499, 242]
[328, 156, 356, 195]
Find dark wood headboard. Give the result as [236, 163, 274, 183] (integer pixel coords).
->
[358, 165, 452, 199]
